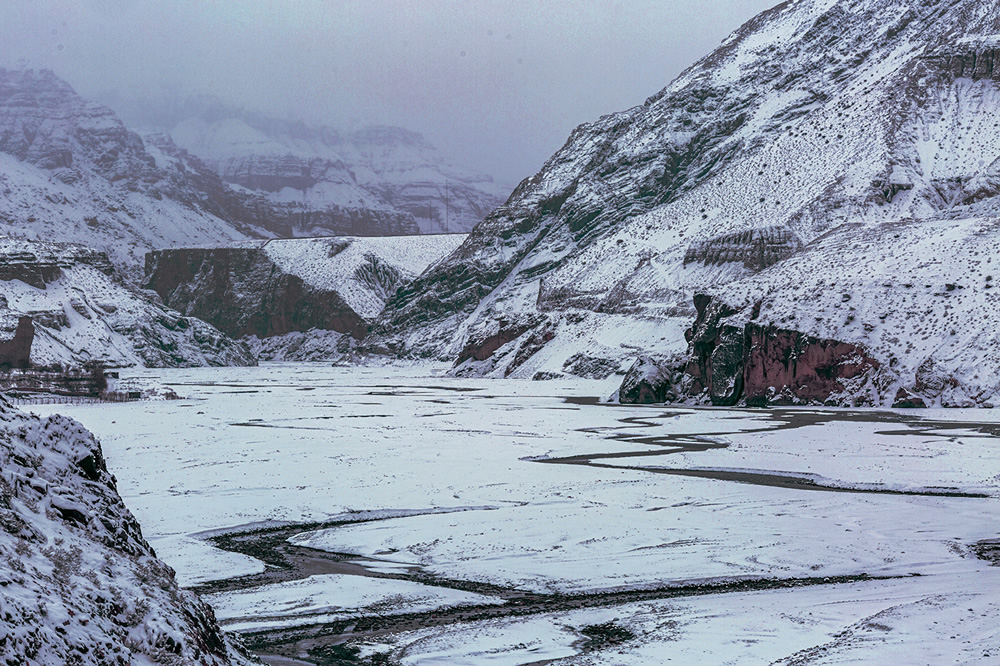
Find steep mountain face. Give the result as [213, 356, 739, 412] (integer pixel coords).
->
[166, 111, 509, 236]
[368, 0, 1000, 404]
[144, 235, 464, 360]
[0, 239, 255, 368]
[0, 68, 486, 287]
[0, 68, 267, 279]
[0, 401, 257, 665]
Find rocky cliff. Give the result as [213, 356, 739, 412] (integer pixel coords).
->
[365, 0, 1000, 405]
[164, 110, 509, 236]
[145, 235, 464, 360]
[642, 293, 889, 407]
[0, 239, 254, 368]
[0, 399, 258, 665]
[144, 246, 367, 341]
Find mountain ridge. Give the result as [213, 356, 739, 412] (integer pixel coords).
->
[365, 0, 1000, 406]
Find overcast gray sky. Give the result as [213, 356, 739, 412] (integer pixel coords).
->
[1, 0, 777, 187]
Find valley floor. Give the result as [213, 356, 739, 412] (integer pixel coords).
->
[28, 363, 1000, 665]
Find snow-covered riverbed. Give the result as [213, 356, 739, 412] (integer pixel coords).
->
[29, 363, 1000, 664]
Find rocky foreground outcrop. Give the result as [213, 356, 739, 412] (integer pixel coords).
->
[0, 239, 254, 368]
[0, 399, 258, 665]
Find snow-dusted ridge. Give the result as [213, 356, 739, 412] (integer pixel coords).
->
[0, 239, 254, 368]
[366, 0, 1000, 406]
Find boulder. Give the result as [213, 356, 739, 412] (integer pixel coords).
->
[619, 356, 674, 404]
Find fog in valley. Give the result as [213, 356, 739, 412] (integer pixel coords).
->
[1, 0, 777, 186]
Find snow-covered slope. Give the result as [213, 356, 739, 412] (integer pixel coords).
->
[0, 239, 254, 368]
[0, 400, 257, 665]
[367, 0, 1000, 404]
[0, 68, 269, 279]
[144, 235, 464, 360]
[167, 111, 509, 236]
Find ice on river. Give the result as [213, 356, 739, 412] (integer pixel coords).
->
[205, 573, 505, 633]
[28, 363, 1000, 664]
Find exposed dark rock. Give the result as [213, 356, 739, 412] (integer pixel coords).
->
[0, 245, 114, 289]
[503, 322, 556, 377]
[683, 226, 803, 271]
[914, 357, 957, 397]
[455, 316, 542, 365]
[742, 323, 881, 406]
[144, 247, 368, 340]
[562, 352, 621, 379]
[0, 316, 34, 368]
[619, 356, 676, 404]
[684, 294, 743, 405]
[893, 388, 927, 408]
[631, 294, 885, 407]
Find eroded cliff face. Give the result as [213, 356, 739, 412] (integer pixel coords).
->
[616, 294, 889, 407]
[144, 235, 466, 357]
[670, 294, 887, 407]
[0, 239, 255, 368]
[0, 401, 258, 665]
[145, 246, 368, 340]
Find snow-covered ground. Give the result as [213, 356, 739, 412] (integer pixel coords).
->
[28, 363, 1000, 664]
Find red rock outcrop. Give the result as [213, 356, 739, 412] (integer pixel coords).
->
[631, 294, 885, 406]
[742, 323, 881, 406]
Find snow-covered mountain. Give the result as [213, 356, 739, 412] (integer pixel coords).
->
[0, 401, 257, 665]
[0, 239, 254, 367]
[0, 69, 497, 288]
[164, 106, 509, 236]
[0, 68, 269, 280]
[144, 234, 465, 361]
[367, 0, 1000, 406]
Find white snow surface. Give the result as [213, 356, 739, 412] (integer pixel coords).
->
[259, 234, 466, 319]
[31, 363, 1000, 664]
[0, 239, 254, 367]
[206, 574, 504, 633]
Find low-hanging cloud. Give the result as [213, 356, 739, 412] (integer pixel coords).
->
[0, 0, 778, 187]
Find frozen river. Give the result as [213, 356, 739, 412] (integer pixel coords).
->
[30, 363, 1000, 665]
